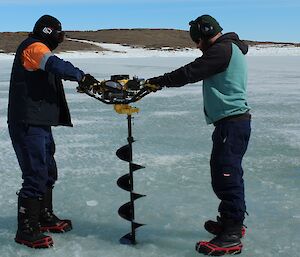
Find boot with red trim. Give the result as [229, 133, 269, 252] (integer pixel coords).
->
[196, 219, 243, 256]
[204, 216, 246, 237]
[15, 196, 53, 248]
[40, 187, 72, 233]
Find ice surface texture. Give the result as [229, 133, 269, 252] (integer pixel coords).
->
[0, 53, 299, 257]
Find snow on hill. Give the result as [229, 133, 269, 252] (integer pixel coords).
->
[1, 39, 300, 60]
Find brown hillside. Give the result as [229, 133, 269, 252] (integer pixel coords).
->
[1, 29, 299, 54]
[66, 29, 195, 49]
[0, 32, 104, 53]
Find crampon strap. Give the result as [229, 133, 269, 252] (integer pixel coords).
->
[195, 241, 243, 256]
[15, 236, 53, 249]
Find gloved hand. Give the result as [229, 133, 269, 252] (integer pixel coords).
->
[77, 74, 99, 93]
[145, 77, 164, 92]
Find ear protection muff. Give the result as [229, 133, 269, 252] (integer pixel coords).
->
[199, 21, 215, 39]
[189, 21, 215, 41]
[189, 20, 201, 43]
[189, 19, 215, 41]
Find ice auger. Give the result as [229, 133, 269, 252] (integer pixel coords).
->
[115, 105, 145, 245]
[78, 74, 156, 105]
[78, 75, 158, 244]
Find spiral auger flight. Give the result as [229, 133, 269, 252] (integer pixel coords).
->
[116, 112, 146, 245]
[78, 74, 158, 244]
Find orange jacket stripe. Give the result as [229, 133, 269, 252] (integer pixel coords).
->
[22, 42, 52, 71]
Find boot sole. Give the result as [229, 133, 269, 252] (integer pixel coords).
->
[15, 236, 53, 248]
[196, 241, 242, 256]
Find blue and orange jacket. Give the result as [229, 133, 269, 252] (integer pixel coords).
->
[21, 39, 84, 81]
[8, 37, 84, 126]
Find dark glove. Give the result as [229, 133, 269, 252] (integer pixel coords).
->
[77, 74, 99, 93]
[145, 77, 164, 92]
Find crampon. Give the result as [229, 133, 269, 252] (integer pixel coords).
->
[40, 219, 72, 233]
[195, 240, 242, 256]
[15, 235, 53, 249]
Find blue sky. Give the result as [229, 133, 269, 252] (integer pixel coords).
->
[0, 0, 299, 42]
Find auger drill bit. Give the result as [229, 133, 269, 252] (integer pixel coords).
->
[79, 75, 153, 244]
[116, 114, 145, 245]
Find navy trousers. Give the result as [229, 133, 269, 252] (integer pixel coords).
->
[210, 118, 251, 222]
[8, 123, 58, 198]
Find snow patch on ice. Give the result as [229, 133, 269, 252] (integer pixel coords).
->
[151, 111, 191, 117]
[64, 40, 300, 57]
[248, 44, 300, 56]
[0, 53, 14, 60]
[86, 200, 98, 207]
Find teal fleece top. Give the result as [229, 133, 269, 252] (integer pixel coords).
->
[203, 43, 250, 124]
[147, 32, 250, 124]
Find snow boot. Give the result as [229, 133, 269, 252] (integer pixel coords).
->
[15, 196, 53, 248]
[196, 219, 243, 256]
[40, 187, 72, 233]
[204, 216, 246, 237]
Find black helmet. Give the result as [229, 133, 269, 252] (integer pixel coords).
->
[32, 15, 65, 50]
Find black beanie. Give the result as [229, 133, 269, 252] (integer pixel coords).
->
[189, 15, 223, 42]
[32, 15, 63, 50]
[33, 15, 62, 35]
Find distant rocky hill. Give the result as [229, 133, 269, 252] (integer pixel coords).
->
[0, 32, 102, 53]
[1, 29, 299, 54]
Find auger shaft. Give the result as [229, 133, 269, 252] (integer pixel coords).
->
[116, 110, 145, 245]
[127, 114, 136, 243]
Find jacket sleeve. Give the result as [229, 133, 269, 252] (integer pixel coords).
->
[44, 55, 84, 82]
[152, 43, 232, 87]
[21, 42, 84, 82]
[22, 42, 51, 71]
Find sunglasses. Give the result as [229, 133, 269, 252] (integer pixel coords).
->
[55, 31, 65, 43]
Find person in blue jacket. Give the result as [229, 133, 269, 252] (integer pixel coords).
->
[147, 15, 251, 256]
[8, 14, 97, 248]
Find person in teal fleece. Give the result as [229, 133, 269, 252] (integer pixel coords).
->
[147, 15, 251, 256]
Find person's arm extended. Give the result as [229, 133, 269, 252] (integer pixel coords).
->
[44, 55, 84, 81]
[148, 43, 231, 87]
[22, 42, 84, 82]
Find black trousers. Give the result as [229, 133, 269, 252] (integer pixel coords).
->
[210, 118, 251, 222]
[8, 123, 58, 198]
